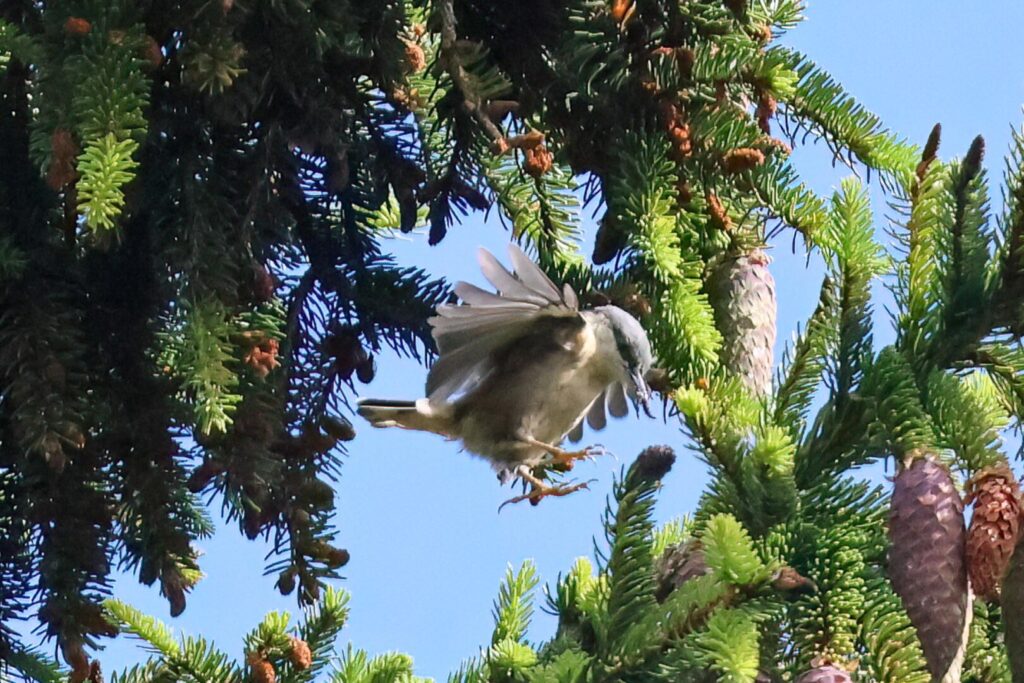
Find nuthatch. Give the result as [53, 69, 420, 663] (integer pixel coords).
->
[357, 244, 654, 504]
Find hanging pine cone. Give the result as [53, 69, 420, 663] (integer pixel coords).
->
[161, 568, 187, 617]
[794, 665, 852, 683]
[241, 334, 280, 378]
[252, 263, 276, 302]
[277, 567, 297, 596]
[667, 122, 692, 160]
[756, 93, 777, 134]
[355, 353, 376, 384]
[296, 423, 338, 456]
[403, 42, 426, 73]
[523, 145, 554, 178]
[47, 128, 79, 190]
[62, 640, 90, 683]
[722, 147, 766, 174]
[654, 539, 710, 602]
[324, 328, 367, 380]
[321, 544, 350, 569]
[676, 178, 693, 205]
[508, 130, 545, 150]
[63, 17, 92, 36]
[675, 48, 695, 76]
[888, 452, 968, 681]
[321, 415, 356, 441]
[142, 35, 164, 69]
[965, 463, 1022, 601]
[593, 213, 627, 265]
[705, 192, 732, 231]
[707, 249, 776, 397]
[485, 100, 520, 123]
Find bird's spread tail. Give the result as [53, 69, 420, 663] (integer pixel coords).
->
[356, 398, 452, 436]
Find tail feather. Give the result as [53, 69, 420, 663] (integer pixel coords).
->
[356, 398, 453, 435]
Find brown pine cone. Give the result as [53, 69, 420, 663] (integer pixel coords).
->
[64, 17, 92, 36]
[63, 640, 91, 683]
[756, 93, 777, 135]
[593, 214, 627, 265]
[47, 128, 79, 190]
[523, 145, 554, 178]
[965, 463, 1022, 600]
[242, 335, 281, 378]
[142, 36, 164, 69]
[248, 654, 276, 683]
[706, 192, 732, 231]
[667, 123, 692, 159]
[404, 42, 426, 73]
[288, 637, 313, 670]
[722, 147, 766, 174]
[654, 539, 710, 602]
[252, 263, 276, 302]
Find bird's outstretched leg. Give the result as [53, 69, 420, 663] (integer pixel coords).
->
[520, 436, 606, 471]
[498, 466, 591, 510]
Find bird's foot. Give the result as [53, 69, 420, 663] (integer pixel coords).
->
[522, 436, 607, 471]
[546, 444, 607, 470]
[498, 479, 592, 511]
[498, 465, 594, 511]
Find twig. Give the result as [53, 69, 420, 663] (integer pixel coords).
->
[437, 0, 508, 152]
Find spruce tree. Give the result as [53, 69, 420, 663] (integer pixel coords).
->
[3, 1, 1024, 682]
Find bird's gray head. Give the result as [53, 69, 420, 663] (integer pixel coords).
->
[594, 305, 654, 415]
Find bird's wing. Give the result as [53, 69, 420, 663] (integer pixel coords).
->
[568, 381, 629, 442]
[567, 418, 585, 444]
[565, 381, 630, 444]
[426, 244, 580, 404]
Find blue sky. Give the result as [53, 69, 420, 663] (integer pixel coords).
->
[59, 2, 1024, 678]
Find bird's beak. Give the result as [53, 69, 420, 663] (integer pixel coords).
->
[631, 367, 654, 418]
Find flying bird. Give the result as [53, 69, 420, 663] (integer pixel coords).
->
[357, 244, 654, 505]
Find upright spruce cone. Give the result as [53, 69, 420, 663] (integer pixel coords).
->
[794, 665, 852, 683]
[888, 453, 969, 681]
[288, 637, 313, 670]
[707, 249, 776, 396]
[654, 539, 710, 602]
[964, 464, 1022, 601]
[248, 655, 276, 683]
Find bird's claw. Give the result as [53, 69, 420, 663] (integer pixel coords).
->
[498, 479, 592, 512]
[545, 444, 608, 469]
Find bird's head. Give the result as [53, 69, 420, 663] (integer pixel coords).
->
[594, 305, 654, 416]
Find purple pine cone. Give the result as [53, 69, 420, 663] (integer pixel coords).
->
[794, 665, 852, 683]
[888, 454, 968, 680]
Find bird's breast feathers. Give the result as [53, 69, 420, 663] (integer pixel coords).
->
[564, 315, 599, 363]
[515, 321, 621, 441]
